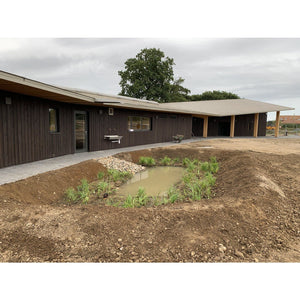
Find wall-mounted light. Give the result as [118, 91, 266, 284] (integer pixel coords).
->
[108, 107, 114, 116]
[5, 97, 12, 105]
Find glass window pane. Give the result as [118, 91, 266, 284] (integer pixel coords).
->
[49, 108, 58, 132]
[141, 117, 150, 130]
[131, 116, 141, 130]
[128, 116, 151, 131]
[128, 117, 132, 130]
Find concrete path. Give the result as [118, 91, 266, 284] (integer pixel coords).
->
[0, 138, 202, 185]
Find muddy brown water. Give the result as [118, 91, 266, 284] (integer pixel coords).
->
[116, 166, 185, 196]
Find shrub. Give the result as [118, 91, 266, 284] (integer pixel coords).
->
[160, 156, 172, 166]
[138, 156, 156, 166]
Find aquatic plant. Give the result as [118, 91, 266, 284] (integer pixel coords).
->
[138, 156, 156, 166]
[159, 156, 172, 166]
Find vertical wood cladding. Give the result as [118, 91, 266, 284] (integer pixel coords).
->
[0, 90, 74, 168]
[88, 108, 192, 151]
[0, 90, 192, 168]
[0, 89, 268, 169]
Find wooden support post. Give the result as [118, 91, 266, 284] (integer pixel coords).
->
[203, 116, 208, 138]
[230, 115, 235, 138]
[253, 113, 259, 138]
[275, 111, 280, 137]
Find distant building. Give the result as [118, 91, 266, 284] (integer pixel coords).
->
[280, 115, 300, 124]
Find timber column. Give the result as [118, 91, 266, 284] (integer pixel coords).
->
[253, 113, 259, 137]
[275, 111, 280, 137]
[230, 115, 235, 138]
[203, 116, 208, 138]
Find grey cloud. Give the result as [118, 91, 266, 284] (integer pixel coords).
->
[0, 38, 299, 117]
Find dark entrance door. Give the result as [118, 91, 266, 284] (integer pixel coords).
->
[218, 122, 230, 136]
[75, 111, 88, 152]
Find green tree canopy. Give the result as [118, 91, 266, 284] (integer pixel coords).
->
[118, 48, 190, 103]
[187, 90, 240, 101]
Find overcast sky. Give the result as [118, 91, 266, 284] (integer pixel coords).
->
[0, 38, 299, 119]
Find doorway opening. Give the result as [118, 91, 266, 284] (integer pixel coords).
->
[218, 121, 230, 136]
[192, 117, 204, 137]
[75, 111, 88, 152]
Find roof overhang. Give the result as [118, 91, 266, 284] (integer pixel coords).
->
[0, 70, 295, 116]
[0, 70, 95, 105]
[160, 99, 294, 116]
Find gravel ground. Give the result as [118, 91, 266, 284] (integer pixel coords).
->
[97, 156, 145, 174]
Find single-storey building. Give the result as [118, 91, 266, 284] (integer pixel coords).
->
[0, 70, 294, 169]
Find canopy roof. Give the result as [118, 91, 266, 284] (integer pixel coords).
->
[0, 70, 294, 116]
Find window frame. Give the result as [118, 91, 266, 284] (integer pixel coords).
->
[128, 116, 152, 132]
[49, 108, 60, 133]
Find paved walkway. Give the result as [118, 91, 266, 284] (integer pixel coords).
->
[0, 138, 202, 185]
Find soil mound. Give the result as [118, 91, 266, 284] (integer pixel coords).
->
[0, 140, 299, 262]
[0, 160, 106, 205]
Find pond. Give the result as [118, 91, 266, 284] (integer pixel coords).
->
[116, 166, 185, 197]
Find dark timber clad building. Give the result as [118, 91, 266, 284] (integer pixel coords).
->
[0, 70, 294, 169]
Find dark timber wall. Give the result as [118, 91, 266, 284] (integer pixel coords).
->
[0, 90, 192, 168]
[0, 90, 74, 168]
[0, 89, 268, 169]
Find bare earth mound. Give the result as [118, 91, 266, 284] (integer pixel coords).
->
[0, 138, 299, 262]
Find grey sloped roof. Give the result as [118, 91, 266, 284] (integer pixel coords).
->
[160, 99, 294, 116]
[0, 70, 294, 116]
[71, 88, 294, 116]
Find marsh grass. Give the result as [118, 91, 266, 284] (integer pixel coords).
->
[64, 156, 219, 207]
[159, 156, 172, 166]
[138, 156, 156, 166]
[123, 187, 149, 208]
[65, 179, 90, 204]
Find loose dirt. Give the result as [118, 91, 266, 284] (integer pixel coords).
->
[0, 138, 299, 262]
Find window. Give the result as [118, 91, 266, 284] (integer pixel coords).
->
[49, 108, 59, 133]
[128, 116, 151, 131]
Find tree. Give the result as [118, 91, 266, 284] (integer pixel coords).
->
[187, 90, 240, 101]
[118, 48, 190, 103]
